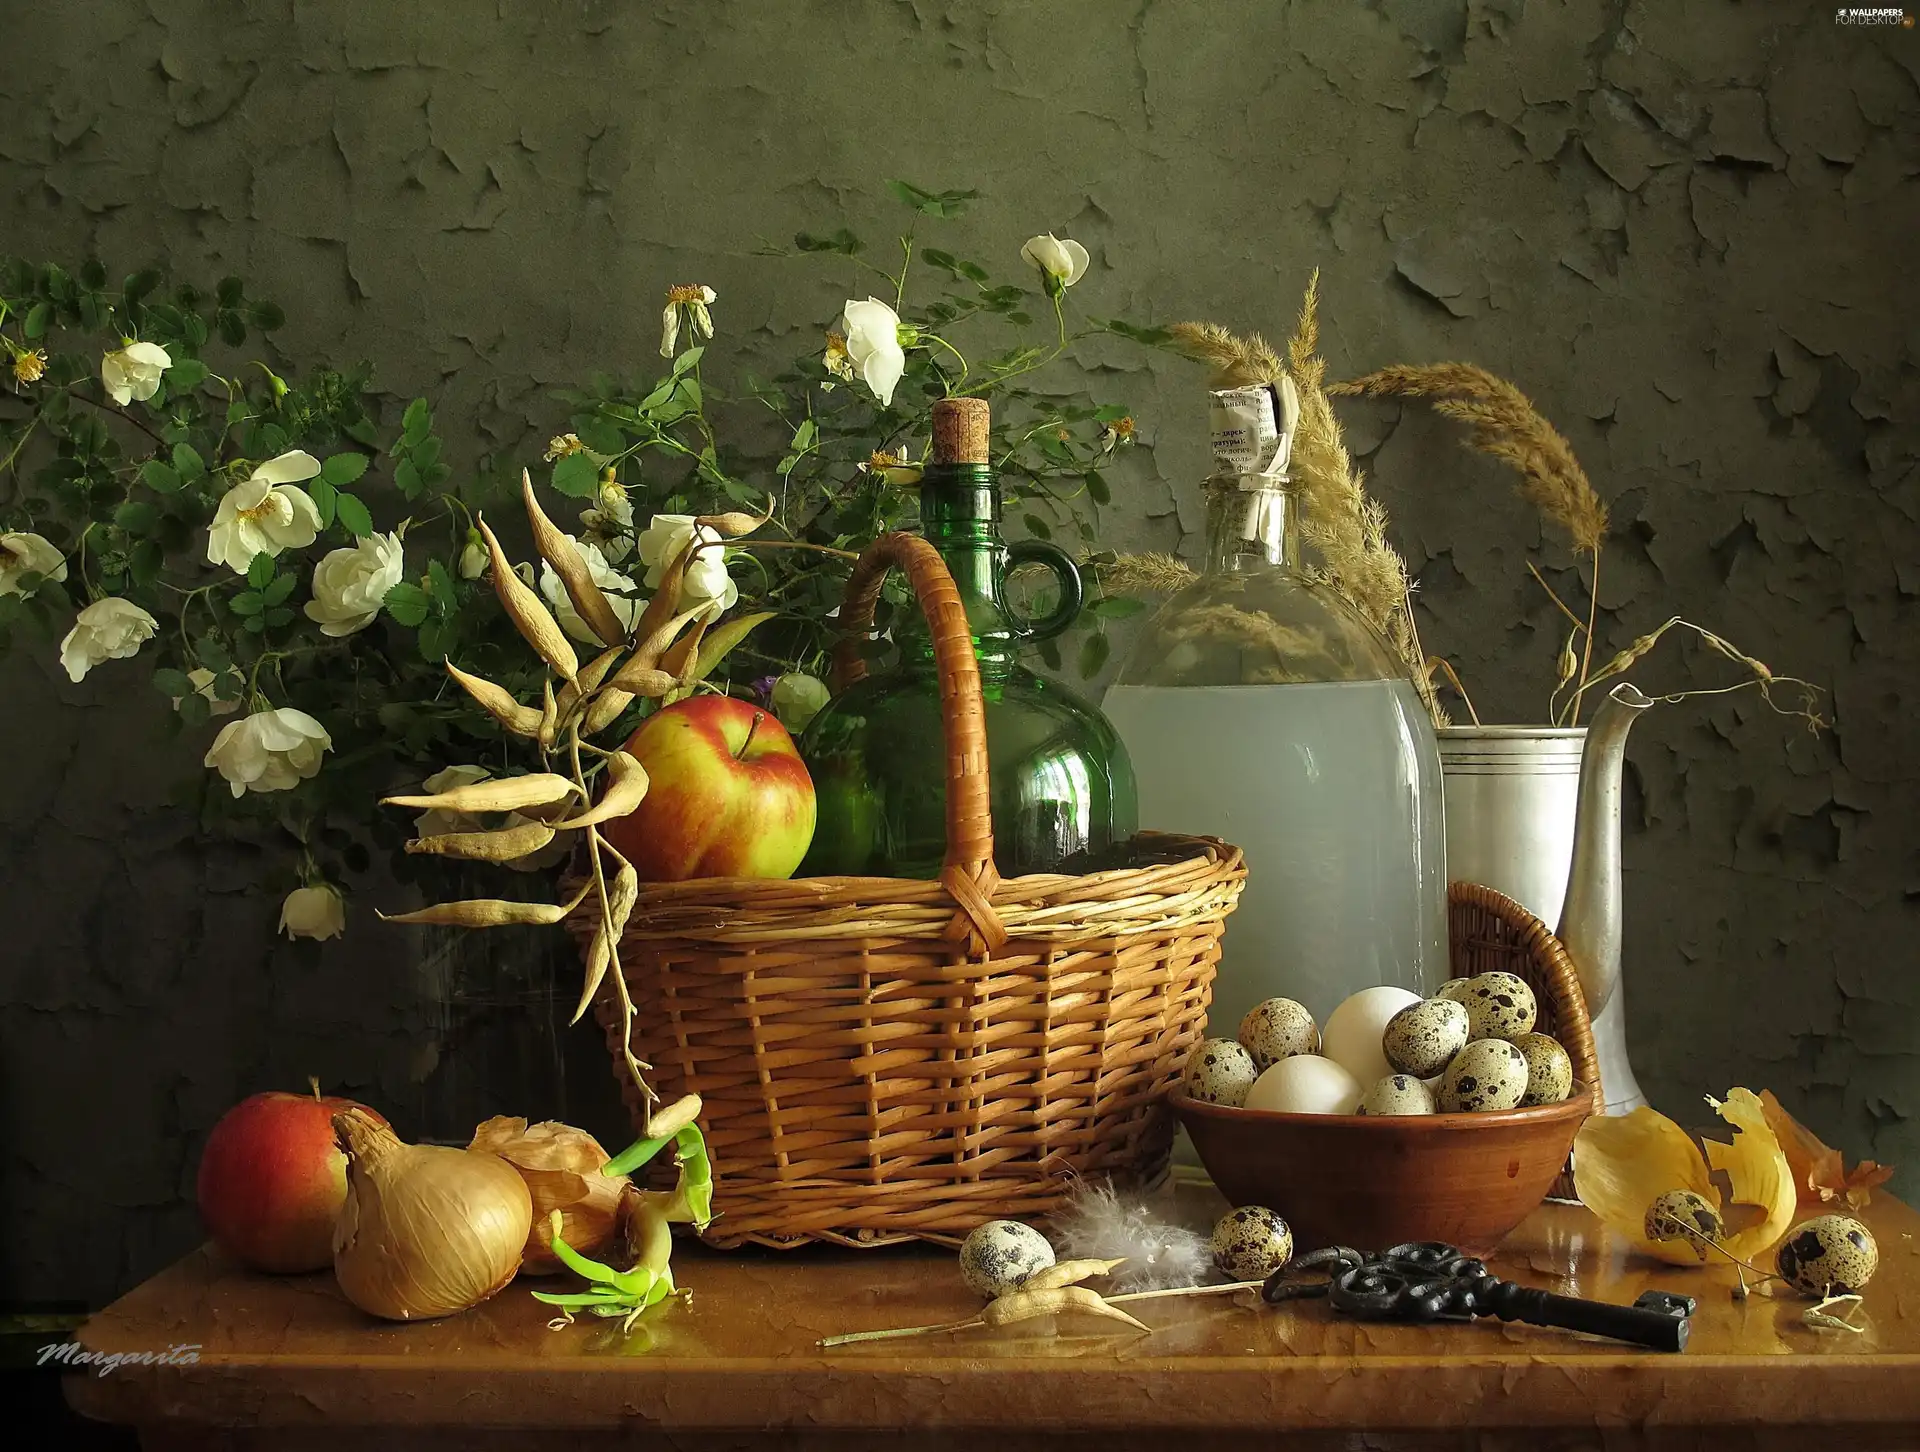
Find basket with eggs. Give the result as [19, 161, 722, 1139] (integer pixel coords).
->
[1173, 883, 1599, 1256]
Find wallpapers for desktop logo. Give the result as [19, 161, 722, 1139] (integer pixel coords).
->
[1834, 6, 1914, 23]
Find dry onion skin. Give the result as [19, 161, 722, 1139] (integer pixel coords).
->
[1574, 1088, 1796, 1268]
[333, 1108, 533, 1321]
[469, 1117, 627, 1275]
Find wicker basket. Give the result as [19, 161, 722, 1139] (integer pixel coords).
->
[1447, 880, 1599, 1196]
[581, 531, 1246, 1248]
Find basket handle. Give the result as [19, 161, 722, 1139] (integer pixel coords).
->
[831, 531, 1007, 952]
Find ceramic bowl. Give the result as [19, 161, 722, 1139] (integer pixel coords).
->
[1174, 1085, 1591, 1255]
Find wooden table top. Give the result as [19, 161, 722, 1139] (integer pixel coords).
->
[67, 1188, 1920, 1450]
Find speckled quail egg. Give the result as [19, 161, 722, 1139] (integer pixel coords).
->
[1436, 978, 1472, 1003]
[1210, 1206, 1294, 1281]
[1356, 1073, 1437, 1116]
[1511, 1031, 1573, 1106]
[1776, 1214, 1879, 1297]
[1462, 972, 1538, 1040]
[1382, 998, 1470, 1079]
[959, 1219, 1055, 1298]
[1182, 1037, 1261, 1107]
[1644, 1190, 1725, 1261]
[1437, 1038, 1530, 1113]
[1236, 997, 1320, 1070]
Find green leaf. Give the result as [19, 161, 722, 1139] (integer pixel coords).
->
[1078, 631, 1111, 679]
[216, 275, 244, 307]
[216, 310, 246, 347]
[264, 607, 294, 627]
[426, 560, 456, 614]
[123, 270, 161, 303]
[1021, 512, 1052, 541]
[320, 452, 369, 486]
[166, 358, 208, 392]
[689, 611, 775, 684]
[140, 460, 182, 493]
[393, 458, 421, 498]
[229, 592, 263, 617]
[1085, 470, 1111, 505]
[402, 397, 432, 441]
[1089, 594, 1146, 620]
[262, 573, 297, 606]
[311, 477, 338, 528]
[334, 491, 374, 537]
[114, 501, 158, 534]
[551, 451, 599, 498]
[417, 617, 459, 662]
[791, 418, 817, 451]
[670, 345, 704, 377]
[80, 258, 107, 290]
[177, 691, 210, 726]
[129, 539, 163, 586]
[384, 582, 431, 627]
[1094, 404, 1131, 423]
[151, 667, 192, 699]
[195, 636, 232, 671]
[23, 302, 48, 339]
[247, 553, 276, 588]
[172, 442, 206, 479]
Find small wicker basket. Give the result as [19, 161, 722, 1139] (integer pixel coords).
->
[581, 531, 1246, 1248]
[1447, 879, 1599, 1195]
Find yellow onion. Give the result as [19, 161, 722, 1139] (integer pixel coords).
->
[468, 1116, 627, 1275]
[332, 1108, 532, 1321]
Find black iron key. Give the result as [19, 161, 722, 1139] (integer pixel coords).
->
[1262, 1241, 1693, 1353]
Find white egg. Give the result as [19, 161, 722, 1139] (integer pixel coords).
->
[1321, 986, 1423, 1086]
[1244, 1054, 1363, 1115]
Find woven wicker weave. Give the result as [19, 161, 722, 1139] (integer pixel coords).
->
[582, 531, 1245, 1248]
[1448, 880, 1599, 1196]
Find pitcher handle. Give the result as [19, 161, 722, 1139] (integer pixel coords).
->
[1004, 539, 1084, 643]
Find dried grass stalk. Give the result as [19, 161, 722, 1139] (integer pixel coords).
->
[1095, 552, 1197, 596]
[1166, 322, 1285, 389]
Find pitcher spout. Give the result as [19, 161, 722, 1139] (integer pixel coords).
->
[1555, 682, 1654, 1020]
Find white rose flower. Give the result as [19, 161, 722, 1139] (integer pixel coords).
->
[660, 283, 717, 358]
[458, 530, 489, 580]
[171, 666, 241, 717]
[0, 531, 68, 596]
[841, 298, 906, 408]
[636, 513, 737, 621]
[100, 340, 172, 406]
[206, 451, 324, 575]
[771, 673, 831, 733]
[279, 884, 346, 941]
[1020, 233, 1091, 290]
[303, 531, 405, 637]
[203, 707, 332, 798]
[580, 481, 636, 564]
[537, 534, 642, 643]
[59, 598, 158, 682]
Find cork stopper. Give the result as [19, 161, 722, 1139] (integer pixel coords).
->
[930, 397, 991, 465]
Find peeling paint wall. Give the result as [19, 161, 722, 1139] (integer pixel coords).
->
[2, 1, 1916, 1305]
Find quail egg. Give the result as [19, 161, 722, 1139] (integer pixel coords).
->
[1644, 1189, 1724, 1261]
[959, 1219, 1055, 1298]
[1356, 1073, 1437, 1116]
[1462, 972, 1538, 1040]
[1182, 1037, 1261, 1107]
[1382, 997, 1470, 1079]
[1437, 1038, 1530, 1113]
[1512, 1031, 1573, 1105]
[1211, 1205, 1294, 1281]
[1776, 1214, 1879, 1297]
[1436, 978, 1472, 1003]
[1237, 998, 1320, 1070]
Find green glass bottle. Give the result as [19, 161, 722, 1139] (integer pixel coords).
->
[801, 398, 1137, 878]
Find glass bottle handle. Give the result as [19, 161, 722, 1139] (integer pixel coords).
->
[1003, 539, 1085, 643]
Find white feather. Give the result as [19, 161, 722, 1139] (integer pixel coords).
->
[1049, 1180, 1211, 1293]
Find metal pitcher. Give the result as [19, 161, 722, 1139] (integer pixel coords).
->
[1438, 683, 1654, 1115]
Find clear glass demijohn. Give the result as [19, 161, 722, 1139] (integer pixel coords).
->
[1103, 384, 1447, 1038]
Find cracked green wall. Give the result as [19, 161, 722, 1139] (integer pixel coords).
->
[1, 0, 1916, 1303]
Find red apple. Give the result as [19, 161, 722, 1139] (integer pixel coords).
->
[196, 1084, 384, 1273]
[600, 696, 816, 881]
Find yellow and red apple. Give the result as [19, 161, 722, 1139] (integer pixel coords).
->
[196, 1085, 384, 1273]
[601, 696, 816, 881]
